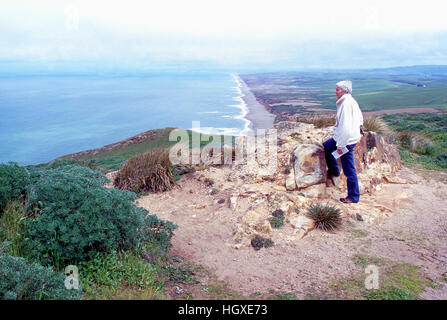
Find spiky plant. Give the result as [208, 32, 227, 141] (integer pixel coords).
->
[305, 203, 342, 232]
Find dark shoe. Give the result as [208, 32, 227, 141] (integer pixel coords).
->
[340, 197, 358, 204]
[327, 171, 340, 178]
[326, 171, 340, 187]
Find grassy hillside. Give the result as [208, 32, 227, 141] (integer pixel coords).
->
[382, 112, 447, 172]
[57, 128, 236, 172]
[356, 86, 447, 111]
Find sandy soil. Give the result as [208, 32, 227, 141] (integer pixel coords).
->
[238, 77, 276, 134]
[134, 167, 447, 299]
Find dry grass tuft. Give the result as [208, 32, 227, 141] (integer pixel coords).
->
[113, 149, 175, 193]
[363, 116, 388, 134]
[296, 116, 336, 128]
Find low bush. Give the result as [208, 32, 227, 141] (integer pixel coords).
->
[114, 149, 175, 194]
[397, 131, 416, 148]
[268, 217, 284, 229]
[78, 250, 162, 297]
[251, 236, 274, 251]
[0, 162, 30, 211]
[435, 152, 447, 168]
[0, 245, 82, 300]
[0, 200, 27, 257]
[411, 143, 437, 156]
[22, 163, 176, 267]
[306, 203, 342, 232]
[362, 285, 416, 300]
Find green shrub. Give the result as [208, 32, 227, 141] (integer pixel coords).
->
[435, 152, 447, 168]
[0, 162, 30, 210]
[250, 236, 274, 251]
[268, 216, 284, 229]
[362, 286, 416, 300]
[78, 250, 162, 296]
[263, 238, 274, 248]
[114, 149, 175, 194]
[432, 133, 447, 142]
[0, 246, 82, 300]
[397, 131, 415, 148]
[411, 143, 437, 156]
[0, 200, 27, 257]
[139, 214, 177, 256]
[22, 163, 176, 267]
[306, 203, 342, 232]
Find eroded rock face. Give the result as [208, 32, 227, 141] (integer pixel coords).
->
[293, 144, 326, 189]
[286, 128, 401, 196]
[329, 131, 402, 194]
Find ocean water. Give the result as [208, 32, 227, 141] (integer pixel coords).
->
[0, 72, 249, 165]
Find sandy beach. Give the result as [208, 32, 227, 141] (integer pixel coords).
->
[236, 75, 276, 135]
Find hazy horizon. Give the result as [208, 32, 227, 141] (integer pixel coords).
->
[1, 0, 447, 73]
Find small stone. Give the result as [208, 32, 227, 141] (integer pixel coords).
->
[218, 199, 225, 204]
[356, 213, 364, 221]
[229, 196, 238, 210]
[175, 286, 184, 294]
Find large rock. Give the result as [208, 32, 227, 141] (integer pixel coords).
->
[331, 131, 402, 194]
[293, 144, 326, 189]
[285, 127, 401, 195]
[290, 215, 315, 240]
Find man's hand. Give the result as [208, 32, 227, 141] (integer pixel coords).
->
[337, 148, 344, 154]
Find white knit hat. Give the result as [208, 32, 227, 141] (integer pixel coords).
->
[336, 80, 352, 94]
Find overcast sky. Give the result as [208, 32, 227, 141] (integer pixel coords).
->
[1, 0, 447, 72]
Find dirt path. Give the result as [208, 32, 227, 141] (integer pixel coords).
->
[136, 167, 447, 299]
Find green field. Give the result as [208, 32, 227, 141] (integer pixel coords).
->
[241, 66, 447, 115]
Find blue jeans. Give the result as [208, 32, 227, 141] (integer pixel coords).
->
[323, 138, 360, 202]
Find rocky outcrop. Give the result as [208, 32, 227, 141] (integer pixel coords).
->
[192, 121, 408, 248]
[289, 129, 402, 195]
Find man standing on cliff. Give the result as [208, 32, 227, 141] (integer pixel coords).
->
[323, 80, 363, 203]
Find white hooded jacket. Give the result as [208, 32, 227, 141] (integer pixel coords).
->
[333, 93, 363, 148]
